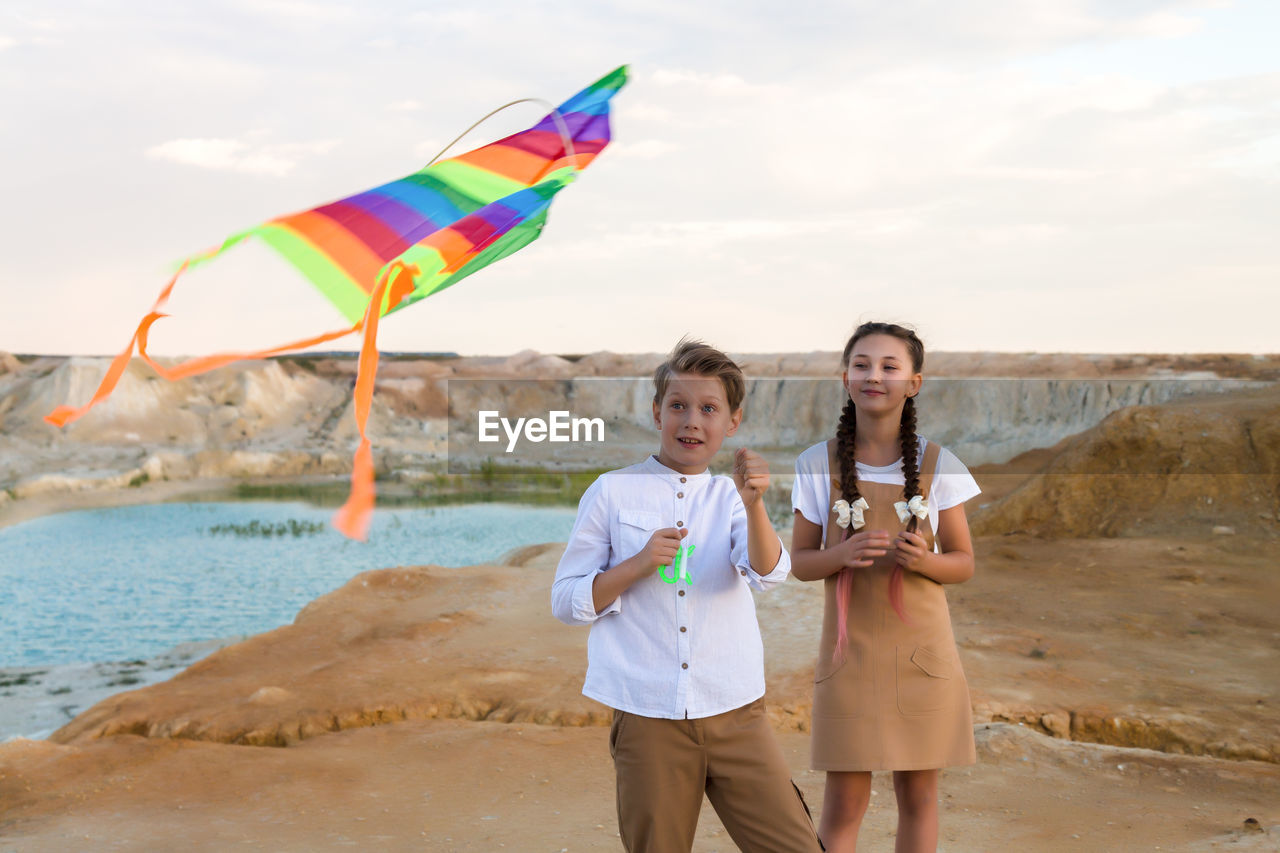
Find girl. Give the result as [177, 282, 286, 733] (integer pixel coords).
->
[790, 322, 980, 853]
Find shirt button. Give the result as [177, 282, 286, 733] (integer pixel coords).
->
[680, 477, 687, 483]
[680, 626, 687, 632]
[676, 521, 683, 527]
[681, 663, 689, 670]
[740, 569, 747, 576]
[678, 589, 685, 597]
[677, 492, 684, 498]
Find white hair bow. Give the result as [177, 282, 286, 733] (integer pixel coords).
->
[833, 497, 869, 529]
[894, 495, 929, 524]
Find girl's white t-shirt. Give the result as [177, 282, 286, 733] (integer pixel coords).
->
[791, 437, 981, 548]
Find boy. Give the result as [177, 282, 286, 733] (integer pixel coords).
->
[551, 339, 822, 853]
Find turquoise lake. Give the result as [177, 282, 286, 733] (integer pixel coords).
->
[0, 502, 576, 667]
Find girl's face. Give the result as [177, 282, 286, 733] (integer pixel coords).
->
[842, 333, 923, 416]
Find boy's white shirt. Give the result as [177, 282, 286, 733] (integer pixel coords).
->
[551, 454, 791, 719]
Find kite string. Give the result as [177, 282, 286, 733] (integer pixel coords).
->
[422, 98, 580, 177]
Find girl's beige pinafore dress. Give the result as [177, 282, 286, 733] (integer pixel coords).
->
[811, 438, 976, 772]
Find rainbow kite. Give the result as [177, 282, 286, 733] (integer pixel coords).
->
[45, 66, 628, 540]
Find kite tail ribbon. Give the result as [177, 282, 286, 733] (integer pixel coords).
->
[44, 236, 362, 425]
[41, 251, 413, 542]
[331, 260, 416, 541]
[42, 260, 192, 429]
[44, 259, 363, 424]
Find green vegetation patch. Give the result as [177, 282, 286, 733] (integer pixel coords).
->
[209, 518, 328, 538]
[231, 466, 612, 510]
[0, 671, 46, 688]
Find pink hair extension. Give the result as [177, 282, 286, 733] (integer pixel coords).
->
[833, 527, 853, 664]
[888, 564, 910, 625]
[833, 568, 853, 665]
[890, 516, 919, 625]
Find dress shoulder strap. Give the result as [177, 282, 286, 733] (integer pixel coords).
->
[825, 438, 841, 491]
[916, 438, 943, 499]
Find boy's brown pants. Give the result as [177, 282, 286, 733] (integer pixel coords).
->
[610, 698, 823, 852]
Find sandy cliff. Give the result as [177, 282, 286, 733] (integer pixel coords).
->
[3, 350, 1276, 501]
[973, 386, 1280, 537]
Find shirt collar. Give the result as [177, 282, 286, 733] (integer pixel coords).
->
[643, 454, 714, 483]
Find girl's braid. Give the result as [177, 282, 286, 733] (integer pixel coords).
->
[888, 393, 921, 624]
[899, 395, 920, 533]
[835, 398, 862, 516]
[832, 396, 862, 661]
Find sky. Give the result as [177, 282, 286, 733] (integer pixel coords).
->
[1, 0, 1277, 357]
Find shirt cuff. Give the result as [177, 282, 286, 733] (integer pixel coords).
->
[739, 538, 791, 589]
[571, 569, 621, 623]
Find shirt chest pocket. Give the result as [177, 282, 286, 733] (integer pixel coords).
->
[615, 509, 663, 563]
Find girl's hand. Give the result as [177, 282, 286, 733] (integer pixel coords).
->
[894, 530, 929, 571]
[840, 528, 891, 569]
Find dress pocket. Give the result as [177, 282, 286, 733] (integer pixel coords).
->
[812, 644, 862, 718]
[896, 644, 952, 716]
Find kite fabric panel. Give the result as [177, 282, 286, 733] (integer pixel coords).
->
[45, 65, 628, 540]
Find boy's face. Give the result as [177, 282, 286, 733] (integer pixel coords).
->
[651, 371, 742, 475]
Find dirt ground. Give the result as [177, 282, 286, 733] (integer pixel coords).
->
[2, 720, 1277, 852]
[2, 529, 1277, 851]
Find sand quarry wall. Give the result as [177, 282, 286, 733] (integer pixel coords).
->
[3, 352, 1274, 465]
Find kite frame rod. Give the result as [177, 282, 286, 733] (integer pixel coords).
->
[422, 97, 579, 175]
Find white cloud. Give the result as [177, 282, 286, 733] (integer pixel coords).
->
[145, 137, 339, 177]
[19, 15, 62, 31]
[971, 223, 1068, 245]
[411, 9, 488, 29]
[650, 68, 786, 97]
[620, 102, 675, 122]
[412, 138, 447, 160]
[1121, 9, 1205, 39]
[610, 139, 680, 159]
[551, 213, 924, 261]
[237, 0, 357, 22]
[386, 99, 423, 112]
[0, 13, 63, 50]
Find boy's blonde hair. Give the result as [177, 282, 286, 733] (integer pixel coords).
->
[652, 338, 746, 412]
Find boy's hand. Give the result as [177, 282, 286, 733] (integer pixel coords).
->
[637, 527, 689, 574]
[733, 448, 770, 507]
